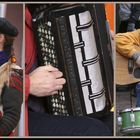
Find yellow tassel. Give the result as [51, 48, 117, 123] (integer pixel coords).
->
[110, 106, 114, 112]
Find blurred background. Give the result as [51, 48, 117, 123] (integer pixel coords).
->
[0, 4, 24, 137]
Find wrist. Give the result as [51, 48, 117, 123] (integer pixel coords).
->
[127, 22, 136, 32]
[132, 52, 140, 62]
[29, 74, 36, 96]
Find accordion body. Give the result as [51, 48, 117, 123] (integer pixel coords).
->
[32, 4, 113, 118]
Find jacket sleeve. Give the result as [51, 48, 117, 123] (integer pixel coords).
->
[0, 69, 23, 136]
[25, 7, 37, 74]
[115, 29, 140, 58]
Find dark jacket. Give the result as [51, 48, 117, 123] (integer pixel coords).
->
[129, 4, 140, 23]
[0, 67, 23, 136]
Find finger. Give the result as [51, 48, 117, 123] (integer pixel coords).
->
[52, 71, 63, 78]
[54, 85, 63, 91]
[50, 91, 59, 95]
[55, 78, 66, 85]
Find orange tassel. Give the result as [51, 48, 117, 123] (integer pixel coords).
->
[11, 56, 16, 63]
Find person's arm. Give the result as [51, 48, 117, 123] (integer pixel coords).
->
[0, 70, 23, 136]
[115, 29, 140, 67]
[116, 29, 140, 58]
[25, 8, 66, 98]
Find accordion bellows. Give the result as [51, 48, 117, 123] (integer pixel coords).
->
[69, 11, 106, 113]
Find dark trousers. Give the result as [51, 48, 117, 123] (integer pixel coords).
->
[28, 111, 112, 136]
[136, 93, 140, 107]
[136, 83, 140, 107]
[118, 20, 140, 33]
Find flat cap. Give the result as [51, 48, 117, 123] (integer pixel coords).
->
[0, 17, 18, 37]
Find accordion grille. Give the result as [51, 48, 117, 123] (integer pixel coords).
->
[37, 21, 69, 116]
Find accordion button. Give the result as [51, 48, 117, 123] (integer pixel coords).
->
[48, 21, 51, 27]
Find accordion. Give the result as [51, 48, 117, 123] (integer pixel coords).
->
[32, 4, 113, 118]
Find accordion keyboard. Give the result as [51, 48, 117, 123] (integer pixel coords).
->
[37, 21, 69, 116]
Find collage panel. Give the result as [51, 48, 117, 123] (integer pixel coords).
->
[25, 3, 114, 137]
[0, 3, 23, 136]
[116, 3, 140, 136]
[2, 1, 140, 138]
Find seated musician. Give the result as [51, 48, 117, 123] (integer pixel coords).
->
[115, 29, 140, 107]
[25, 5, 113, 136]
[0, 18, 23, 136]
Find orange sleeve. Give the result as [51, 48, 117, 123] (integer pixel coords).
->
[115, 29, 140, 58]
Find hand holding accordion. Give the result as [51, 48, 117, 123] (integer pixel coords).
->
[29, 65, 66, 97]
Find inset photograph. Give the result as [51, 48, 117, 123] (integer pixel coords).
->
[116, 3, 140, 136]
[25, 3, 114, 136]
[0, 4, 23, 137]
